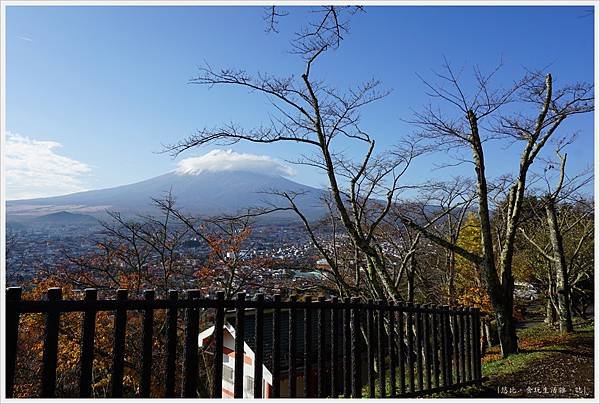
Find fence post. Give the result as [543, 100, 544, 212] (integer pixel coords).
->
[140, 290, 155, 397]
[452, 308, 460, 384]
[79, 288, 97, 398]
[423, 304, 432, 391]
[254, 294, 264, 398]
[350, 297, 361, 398]
[330, 297, 339, 398]
[367, 299, 375, 398]
[431, 307, 440, 388]
[234, 292, 246, 398]
[165, 290, 178, 398]
[442, 305, 452, 386]
[377, 300, 386, 397]
[303, 296, 312, 398]
[406, 302, 415, 393]
[288, 295, 298, 398]
[317, 296, 326, 398]
[6, 286, 22, 398]
[398, 302, 406, 396]
[459, 308, 467, 383]
[212, 291, 225, 398]
[415, 304, 423, 391]
[474, 308, 482, 381]
[182, 289, 200, 398]
[272, 294, 282, 398]
[388, 305, 397, 397]
[342, 297, 351, 398]
[462, 308, 473, 382]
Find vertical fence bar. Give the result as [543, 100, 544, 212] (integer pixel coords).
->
[165, 290, 178, 398]
[431, 307, 440, 389]
[317, 296, 325, 398]
[377, 300, 386, 398]
[272, 294, 281, 398]
[398, 303, 406, 396]
[452, 309, 460, 384]
[415, 304, 423, 391]
[140, 290, 155, 398]
[442, 306, 452, 386]
[459, 308, 467, 383]
[303, 296, 312, 398]
[79, 289, 97, 398]
[439, 307, 448, 387]
[463, 308, 473, 381]
[254, 294, 264, 398]
[234, 292, 246, 398]
[182, 289, 200, 398]
[330, 297, 338, 398]
[367, 300, 375, 398]
[388, 305, 397, 397]
[343, 297, 351, 398]
[110, 289, 128, 398]
[423, 305, 432, 391]
[406, 302, 415, 393]
[212, 291, 225, 398]
[288, 295, 298, 398]
[6, 287, 22, 399]
[474, 308, 482, 380]
[41, 287, 62, 397]
[350, 297, 361, 398]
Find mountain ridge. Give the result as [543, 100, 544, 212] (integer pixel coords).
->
[7, 170, 327, 222]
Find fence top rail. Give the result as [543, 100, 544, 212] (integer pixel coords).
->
[6, 287, 478, 315]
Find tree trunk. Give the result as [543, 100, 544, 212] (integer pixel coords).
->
[407, 264, 415, 304]
[467, 110, 519, 357]
[447, 251, 456, 304]
[496, 305, 519, 357]
[545, 297, 557, 324]
[545, 201, 573, 333]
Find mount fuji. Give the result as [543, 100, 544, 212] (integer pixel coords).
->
[6, 170, 327, 222]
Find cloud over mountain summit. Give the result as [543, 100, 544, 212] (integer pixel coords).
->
[175, 149, 295, 177]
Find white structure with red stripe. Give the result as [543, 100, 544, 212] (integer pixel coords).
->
[199, 323, 273, 398]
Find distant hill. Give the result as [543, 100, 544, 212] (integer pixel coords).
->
[7, 170, 327, 222]
[29, 211, 101, 225]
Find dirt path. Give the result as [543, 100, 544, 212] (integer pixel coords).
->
[486, 331, 594, 398]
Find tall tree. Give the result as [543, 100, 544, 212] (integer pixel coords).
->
[519, 151, 593, 332]
[401, 61, 593, 356]
[165, 8, 423, 302]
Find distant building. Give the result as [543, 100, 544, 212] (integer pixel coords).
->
[202, 308, 370, 397]
[315, 258, 330, 270]
[198, 323, 273, 398]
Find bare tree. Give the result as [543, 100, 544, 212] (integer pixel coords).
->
[154, 200, 267, 299]
[264, 5, 363, 58]
[519, 149, 593, 332]
[164, 17, 424, 301]
[401, 60, 593, 356]
[401, 177, 476, 304]
[62, 193, 198, 295]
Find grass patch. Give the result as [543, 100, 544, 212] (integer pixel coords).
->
[356, 320, 594, 398]
[482, 349, 551, 378]
[481, 320, 594, 379]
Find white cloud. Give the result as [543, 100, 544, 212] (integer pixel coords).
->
[175, 149, 295, 177]
[4, 132, 91, 200]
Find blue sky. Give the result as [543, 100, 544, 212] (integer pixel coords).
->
[4, 5, 595, 199]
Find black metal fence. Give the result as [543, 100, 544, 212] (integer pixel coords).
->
[5, 287, 482, 398]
